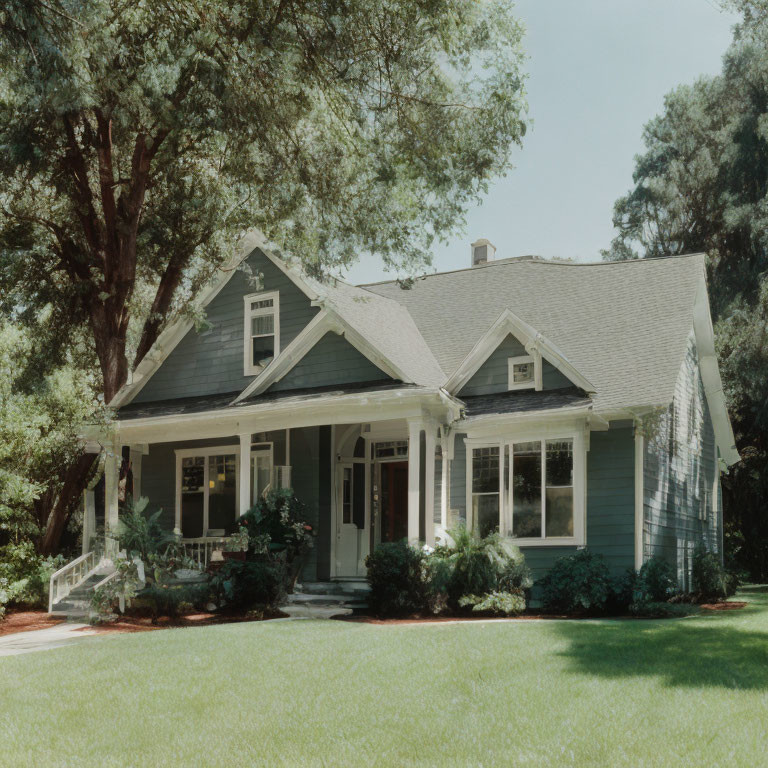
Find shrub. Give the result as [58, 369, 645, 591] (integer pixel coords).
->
[90, 559, 142, 622]
[209, 559, 286, 611]
[540, 549, 612, 614]
[427, 527, 531, 611]
[629, 601, 700, 618]
[365, 541, 426, 617]
[118, 496, 175, 561]
[0, 541, 64, 615]
[137, 582, 211, 620]
[605, 569, 637, 614]
[692, 546, 739, 602]
[458, 590, 526, 616]
[240, 489, 314, 563]
[634, 556, 678, 604]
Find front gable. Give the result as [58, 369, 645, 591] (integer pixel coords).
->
[132, 249, 319, 404]
[267, 331, 393, 393]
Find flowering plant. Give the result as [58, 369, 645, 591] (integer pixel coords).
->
[224, 526, 250, 552]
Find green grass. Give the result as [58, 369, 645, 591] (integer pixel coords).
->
[2, 588, 768, 768]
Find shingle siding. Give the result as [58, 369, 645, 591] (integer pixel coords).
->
[268, 331, 392, 392]
[642, 332, 720, 589]
[134, 250, 319, 403]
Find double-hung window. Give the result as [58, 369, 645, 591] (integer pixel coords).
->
[507, 355, 535, 390]
[469, 434, 581, 544]
[244, 291, 279, 375]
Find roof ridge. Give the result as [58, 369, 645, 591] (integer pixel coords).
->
[356, 251, 706, 288]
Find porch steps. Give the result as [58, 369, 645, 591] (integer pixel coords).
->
[50, 574, 105, 620]
[282, 581, 369, 619]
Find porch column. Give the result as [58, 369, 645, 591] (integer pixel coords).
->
[81, 489, 96, 556]
[239, 432, 251, 516]
[407, 419, 422, 544]
[439, 429, 455, 535]
[424, 424, 437, 547]
[129, 446, 143, 499]
[104, 446, 120, 557]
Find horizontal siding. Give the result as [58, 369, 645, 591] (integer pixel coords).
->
[643, 333, 719, 589]
[269, 332, 391, 392]
[134, 250, 319, 403]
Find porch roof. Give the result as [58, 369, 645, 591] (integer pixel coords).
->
[460, 387, 592, 418]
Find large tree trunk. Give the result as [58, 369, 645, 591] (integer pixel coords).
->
[39, 452, 99, 556]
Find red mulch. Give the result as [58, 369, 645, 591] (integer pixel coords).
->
[0, 610, 65, 637]
[701, 601, 748, 611]
[338, 613, 572, 624]
[80, 609, 289, 634]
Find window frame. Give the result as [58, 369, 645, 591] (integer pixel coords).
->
[466, 428, 586, 547]
[243, 290, 280, 376]
[507, 355, 536, 391]
[175, 445, 241, 536]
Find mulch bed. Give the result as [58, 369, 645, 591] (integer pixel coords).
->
[701, 601, 748, 611]
[0, 610, 65, 637]
[80, 609, 289, 634]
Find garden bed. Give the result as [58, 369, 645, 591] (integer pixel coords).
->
[0, 610, 65, 637]
[80, 609, 289, 634]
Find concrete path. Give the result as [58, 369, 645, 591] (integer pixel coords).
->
[0, 623, 100, 657]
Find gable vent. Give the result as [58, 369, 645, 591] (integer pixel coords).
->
[471, 238, 496, 267]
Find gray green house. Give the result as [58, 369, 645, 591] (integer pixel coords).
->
[73, 233, 740, 600]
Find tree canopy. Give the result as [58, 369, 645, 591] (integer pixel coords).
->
[604, 0, 768, 579]
[0, 0, 528, 553]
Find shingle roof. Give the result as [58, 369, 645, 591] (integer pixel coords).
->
[306, 275, 446, 387]
[461, 387, 592, 418]
[361, 254, 707, 413]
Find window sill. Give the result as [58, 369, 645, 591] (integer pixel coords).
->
[508, 536, 583, 548]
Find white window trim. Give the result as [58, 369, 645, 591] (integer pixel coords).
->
[175, 445, 240, 534]
[243, 290, 280, 376]
[465, 428, 586, 547]
[507, 355, 536, 391]
[339, 462, 356, 527]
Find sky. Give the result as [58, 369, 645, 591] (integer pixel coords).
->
[343, 0, 738, 285]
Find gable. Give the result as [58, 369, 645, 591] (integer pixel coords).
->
[133, 249, 319, 404]
[458, 334, 575, 397]
[267, 331, 393, 393]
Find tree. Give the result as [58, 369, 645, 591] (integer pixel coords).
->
[603, 1, 768, 579]
[0, 0, 528, 552]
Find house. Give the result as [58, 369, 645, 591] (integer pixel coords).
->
[55, 232, 739, 610]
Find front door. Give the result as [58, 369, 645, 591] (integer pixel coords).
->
[335, 462, 367, 577]
[380, 461, 409, 543]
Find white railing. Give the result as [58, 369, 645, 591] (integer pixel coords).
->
[48, 550, 102, 613]
[182, 537, 228, 568]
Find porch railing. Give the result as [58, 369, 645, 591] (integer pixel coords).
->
[181, 537, 228, 568]
[48, 549, 103, 614]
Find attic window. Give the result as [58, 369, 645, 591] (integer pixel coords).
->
[244, 291, 280, 375]
[507, 355, 535, 390]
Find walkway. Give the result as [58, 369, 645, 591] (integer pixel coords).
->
[0, 623, 99, 657]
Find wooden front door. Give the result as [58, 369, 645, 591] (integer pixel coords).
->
[380, 461, 409, 543]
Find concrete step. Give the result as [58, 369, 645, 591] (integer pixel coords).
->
[295, 581, 370, 596]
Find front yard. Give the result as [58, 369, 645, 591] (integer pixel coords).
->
[2, 587, 767, 767]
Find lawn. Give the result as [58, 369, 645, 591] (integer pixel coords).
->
[2, 588, 768, 768]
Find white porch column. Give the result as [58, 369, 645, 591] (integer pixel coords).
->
[407, 419, 422, 544]
[129, 447, 143, 499]
[82, 489, 96, 555]
[439, 429, 455, 534]
[424, 424, 437, 547]
[104, 447, 120, 556]
[239, 432, 251, 516]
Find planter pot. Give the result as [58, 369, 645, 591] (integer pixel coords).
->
[222, 551, 246, 561]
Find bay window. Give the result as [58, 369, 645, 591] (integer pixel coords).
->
[468, 433, 582, 544]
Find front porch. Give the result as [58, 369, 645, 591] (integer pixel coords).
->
[95, 385, 461, 583]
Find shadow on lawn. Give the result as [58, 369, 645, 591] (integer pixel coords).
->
[553, 589, 768, 691]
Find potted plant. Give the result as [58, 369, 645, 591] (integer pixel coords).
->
[222, 526, 249, 561]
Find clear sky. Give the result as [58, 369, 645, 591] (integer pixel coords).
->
[342, 0, 738, 285]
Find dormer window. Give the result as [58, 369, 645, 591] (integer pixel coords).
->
[244, 291, 279, 375]
[508, 355, 535, 390]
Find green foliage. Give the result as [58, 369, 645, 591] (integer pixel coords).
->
[606, 569, 638, 614]
[692, 546, 739, 602]
[145, 547, 201, 586]
[208, 559, 285, 612]
[137, 582, 211, 621]
[365, 541, 426, 617]
[0, 541, 64, 617]
[90, 559, 142, 622]
[223, 525, 250, 553]
[427, 526, 531, 611]
[540, 550, 612, 614]
[629, 601, 701, 619]
[0, 321, 100, 550]
[240, 489, 314, 563]
[458, 590, 526, 616]
[634, 557, 679, 604]
[117, 496, 175, 561]
[602, 4, 768, 580]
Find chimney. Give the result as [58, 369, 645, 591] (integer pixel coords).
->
[471, 238, 496, 267]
